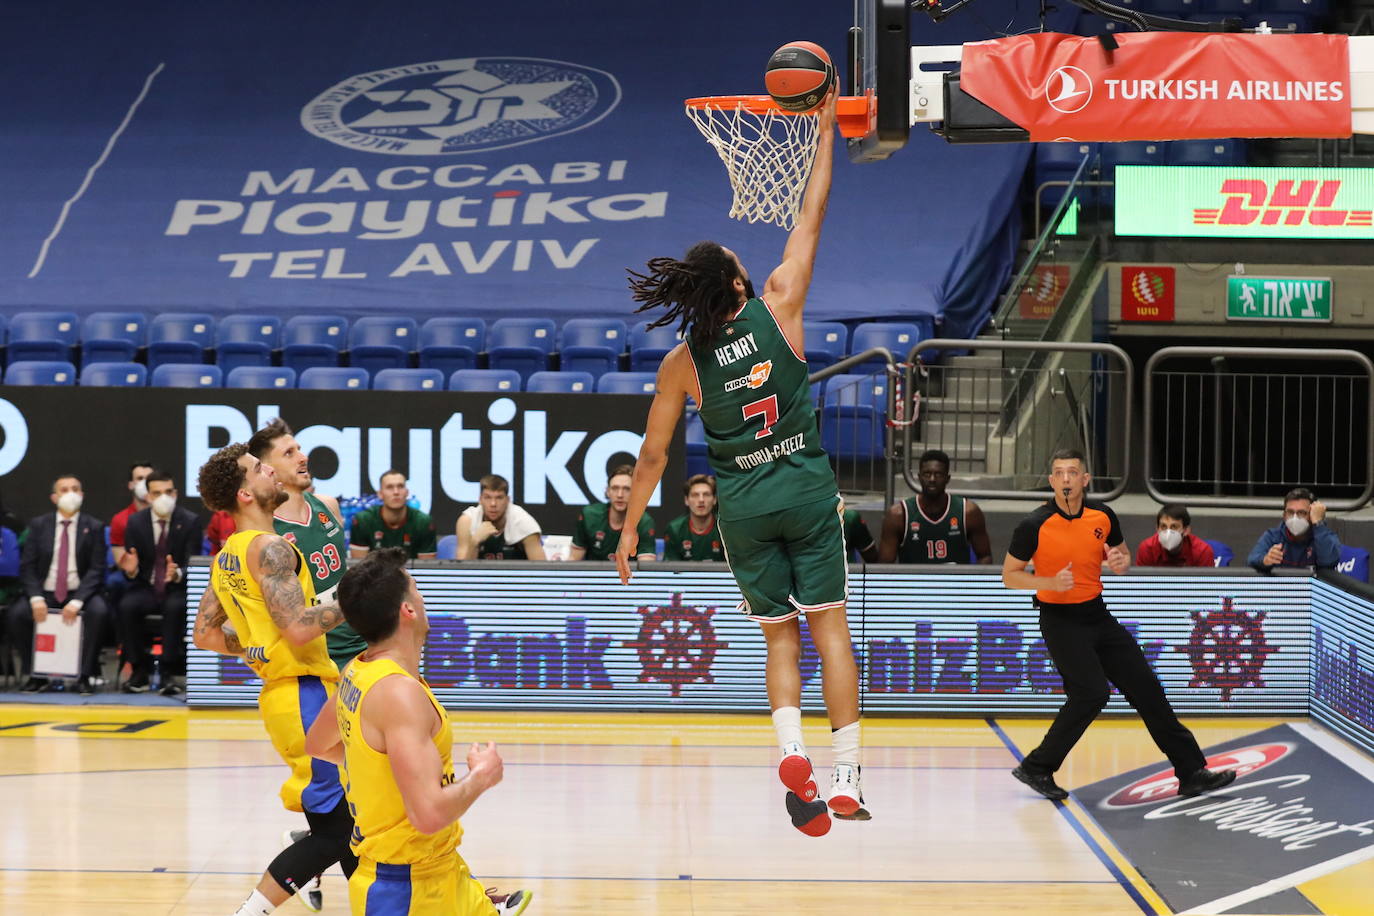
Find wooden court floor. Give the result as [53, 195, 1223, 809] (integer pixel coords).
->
[1, 706, 1371, 916]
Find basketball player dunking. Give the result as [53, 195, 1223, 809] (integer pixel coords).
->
[192, 443, 358, 916]
[614, 93, 864, 837]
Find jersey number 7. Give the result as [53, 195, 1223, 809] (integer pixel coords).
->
[742, 394, 778, 440]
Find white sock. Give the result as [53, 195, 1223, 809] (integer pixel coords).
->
[231, 889, 274, 916]
[771, 706, 804, 755]
[832, 721, 860, 768]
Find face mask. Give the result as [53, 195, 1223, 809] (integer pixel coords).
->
[1157, 528, 1183, 551]
[151, 494, 176, 518]
[1285, 515, 1310, 537]
[57, 491, 82, 514]
[132, 479, 148, 502]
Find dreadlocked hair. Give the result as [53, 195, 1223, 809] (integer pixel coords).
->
[626, 241, 746, 348]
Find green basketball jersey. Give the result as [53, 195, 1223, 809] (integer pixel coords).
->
[573, 502, 655, 561]
[897, 494, 970, 564]
[663, 514, 725, 561]
[274, 491, 366, 664]
[685, 298, 836, 521]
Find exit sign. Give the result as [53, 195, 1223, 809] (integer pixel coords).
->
[1226, 276, 1332, 323]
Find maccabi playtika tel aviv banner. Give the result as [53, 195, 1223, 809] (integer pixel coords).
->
[0, 0, 1043, 334]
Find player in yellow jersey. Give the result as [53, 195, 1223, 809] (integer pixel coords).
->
[304, 548, 528, 915]
[192, 442, 359, 916]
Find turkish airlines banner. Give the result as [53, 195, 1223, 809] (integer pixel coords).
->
[961, 32, 1351, 142]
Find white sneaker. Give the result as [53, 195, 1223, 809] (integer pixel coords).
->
[777, 741, 818, 802]
[279, 829, 323, 911]
[828, 764, 870, 820]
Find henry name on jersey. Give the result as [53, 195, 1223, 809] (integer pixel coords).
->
[713, 332, 759, 367]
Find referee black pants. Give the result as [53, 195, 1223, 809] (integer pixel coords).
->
[1021, 598, 1207, 779]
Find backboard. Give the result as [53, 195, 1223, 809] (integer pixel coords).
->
[848, 0, 912, 162]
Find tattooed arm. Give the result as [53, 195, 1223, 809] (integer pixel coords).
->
[252, 534, 346, 647]
[191, 586, 244, 656]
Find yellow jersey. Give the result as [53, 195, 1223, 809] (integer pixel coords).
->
[210, 530, 337, 683]
[337, 655, 463, 865]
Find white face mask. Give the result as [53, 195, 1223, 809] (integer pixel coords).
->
[57, 491, 83, 514]
[151, 494, 176, 518]
[1157, 528, 1183, 551]
[1285, 515, 1310, 537]
[132, 479, 149, 502]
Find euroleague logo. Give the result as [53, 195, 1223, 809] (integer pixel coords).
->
[302, 57, 622, 156]
[1101, 743, 1293, 809]
[1045, 66, 1093, 114]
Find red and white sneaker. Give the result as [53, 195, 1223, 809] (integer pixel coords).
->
[828, 764, 869, 820]
[777, 742, 818, 802]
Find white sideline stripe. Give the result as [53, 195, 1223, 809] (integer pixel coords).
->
[1291, 721, 1374, 783]
[1179, 844, 1374, 915]
[28, 61, 165, 279]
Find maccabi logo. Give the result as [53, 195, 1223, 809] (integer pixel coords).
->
[303, 58, 622, 156]
[1045, 66, 1093, 114]
[1194, 179, 1374, 228]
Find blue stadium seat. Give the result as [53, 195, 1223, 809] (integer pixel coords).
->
[418, 317, 484, 376]
[597, 372, 658, 395]
[526, 370, 595, 393]
[1139, 0, 1195, 14]
[685, 409, 710, 477]
[558, 319, 627, 377]
[1203, 538, 1234, 568]
[821, 373, 889, 460]
[0, 314, 7, 362]
[80, 362, 147, 387]
[1073, 12, 1128, 35]
[349, 317, 417, 379]
[1198, 0, 1259, 14]
[628, 321, 680, 373]
[298, 367, 368, 390]
[850, 322, 924, 371]
[0, 526, 19, 578]
[216, 315, 281, 374]
[1337, 546, 1370, 583]
[804, 321, 848, 371]
[225, 365, 296, 389]
[80, 312, 146, 366]
[283, 315, 348, 374]
[1167, 138, 1246, 167]
[1261, 0, 1326, 15]
[148, 313, 214, 371]
[449, 369, 521, 392]
[436, 534, 458, 560]
[1243, 11, 1311, 29]
[151, 363, 221, 388]
[5, 360, 77, 386]
[487, 318, 556, 383]
[1034, 142, 1099, 209]
[8, 312, 79, 364]
[373, 368, 444, 391]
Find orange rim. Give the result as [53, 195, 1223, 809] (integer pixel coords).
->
[684, 94, 873, 139]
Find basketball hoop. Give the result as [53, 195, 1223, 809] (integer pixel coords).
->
[684, 95, 871, 230]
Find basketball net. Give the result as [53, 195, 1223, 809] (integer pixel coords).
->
[684, 101, 821, 231]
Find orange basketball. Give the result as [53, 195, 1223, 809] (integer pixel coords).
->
[764, 41, 834, 114]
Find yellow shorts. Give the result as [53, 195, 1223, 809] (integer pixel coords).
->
[259, 674, 344, 814]
[349, 853, 496, 915]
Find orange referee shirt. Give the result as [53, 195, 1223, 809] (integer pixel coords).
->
[1007, 499, 1125, 604]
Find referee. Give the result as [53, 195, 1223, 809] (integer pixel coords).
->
[1001, 449, 1236, 801]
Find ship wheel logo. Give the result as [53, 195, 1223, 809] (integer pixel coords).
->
[625, 593, 729, 697]
[1178, 597, 1277, 701]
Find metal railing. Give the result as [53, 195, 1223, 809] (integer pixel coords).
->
[903, 339, 1134, 500]
[1144, 347, 1374, 510]
[808, 348, 898, 508]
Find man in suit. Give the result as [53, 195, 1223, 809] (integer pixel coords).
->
[116, 469, 200, 696]
[6, 474, 109, 694]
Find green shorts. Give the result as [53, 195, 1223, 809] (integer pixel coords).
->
[717, 493, 849, 622]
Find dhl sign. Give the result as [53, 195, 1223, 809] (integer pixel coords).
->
[1117, 166, 1374, 240]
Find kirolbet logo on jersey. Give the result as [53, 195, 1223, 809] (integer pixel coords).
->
[724, 360, 773, 392]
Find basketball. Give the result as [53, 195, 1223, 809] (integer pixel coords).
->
[764, 40, 834, 113]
